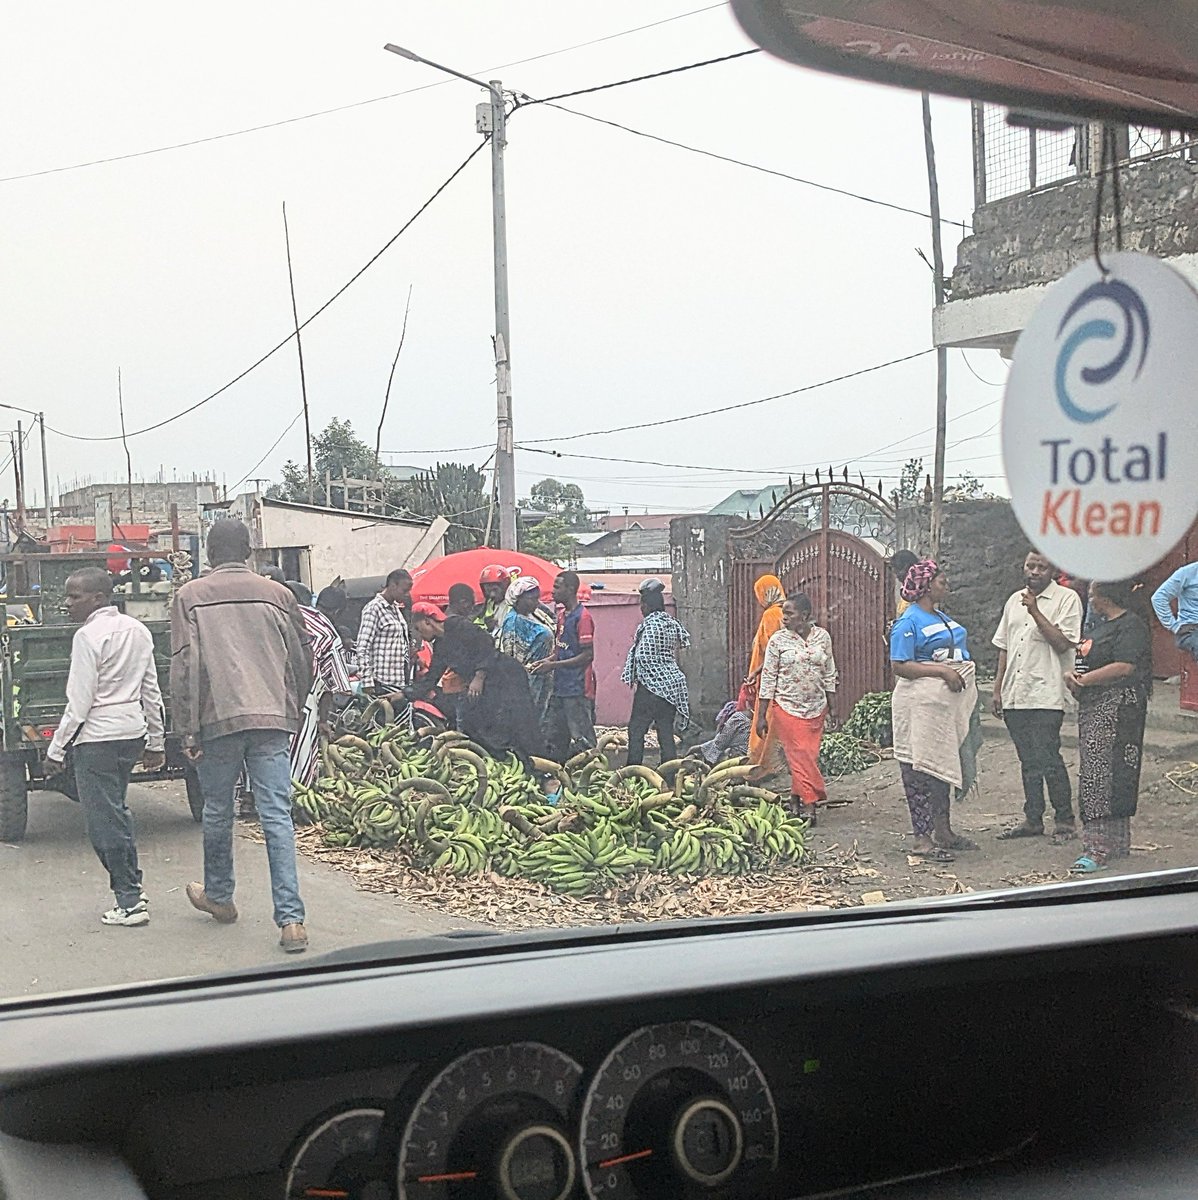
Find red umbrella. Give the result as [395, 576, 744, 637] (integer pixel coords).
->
[409, 548, 563, 605]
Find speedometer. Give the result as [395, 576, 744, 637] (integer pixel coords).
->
[397, 1042, 583, 1200]
[578, 1021, 778, 1199]
[284, 1105, 388, 1200]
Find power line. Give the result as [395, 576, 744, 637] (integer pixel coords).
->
[520, 349, 936, 446]
[522, 48, 760, 106]
[0, 5, 726, 185]
[958, 349, 1007, 386]
[231, 409, 305, 492]
[528, 102, 972, 231]
[46, 139, 488, 443]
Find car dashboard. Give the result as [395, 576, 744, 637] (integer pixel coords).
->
[2, 877, 1198, 1200]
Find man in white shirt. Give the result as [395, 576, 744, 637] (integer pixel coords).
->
[992, 552, 1084, 841]
[47, 567, 165, 927]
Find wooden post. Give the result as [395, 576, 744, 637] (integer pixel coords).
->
[922, 94, 949, 560]
[282, 203, 314, 504]
[170, 502, 180, 553]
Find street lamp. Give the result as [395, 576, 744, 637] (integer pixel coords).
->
[383, 43, 517, 550]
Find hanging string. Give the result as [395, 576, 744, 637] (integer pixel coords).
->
[1092, 124, 1126, 276]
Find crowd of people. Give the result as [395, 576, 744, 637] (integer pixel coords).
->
[45, 513, 1197, 951]
[48, 524, 697, 950]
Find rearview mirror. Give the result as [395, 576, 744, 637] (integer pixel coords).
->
[730, 0, 1198, 126]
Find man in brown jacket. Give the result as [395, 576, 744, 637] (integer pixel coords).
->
[171, 519, 314, 952]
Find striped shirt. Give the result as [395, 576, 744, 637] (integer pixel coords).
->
[299, 606, 352, 695]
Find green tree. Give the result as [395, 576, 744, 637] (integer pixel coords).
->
[271, 418, 378, 504]
[524, 478, 590, 529]
[399, 462, 493, 554]
[890, 457, 925, 507]
[520, 516, 578, 565]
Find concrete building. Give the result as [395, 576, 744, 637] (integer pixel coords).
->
[934, 108, 1198, 353]
[58, 478, 220, 533]
[217, 494, 447, 589]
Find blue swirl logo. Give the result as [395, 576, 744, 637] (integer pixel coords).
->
[1054, 279, 1150, 423]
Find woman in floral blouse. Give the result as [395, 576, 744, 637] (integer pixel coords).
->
[755, 593, 838, 824]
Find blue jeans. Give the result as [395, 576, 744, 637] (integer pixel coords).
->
[196, 729, 305, 926]
[1177, 629, 1198, 662]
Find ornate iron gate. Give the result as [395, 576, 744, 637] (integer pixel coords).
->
[727, 477, 896, 717]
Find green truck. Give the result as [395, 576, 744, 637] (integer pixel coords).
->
[0, 551, 203, 843]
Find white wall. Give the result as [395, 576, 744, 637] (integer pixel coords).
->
[257, 505, 446, 587]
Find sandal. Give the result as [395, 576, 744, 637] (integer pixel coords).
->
[1070, 855, 1106, 874]
[1052, 824, 1078, 844]
[997, 823, 1044, 840]
[910, 846, 956, 863]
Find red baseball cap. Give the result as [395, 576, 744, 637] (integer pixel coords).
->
[411, 601, 446, 621]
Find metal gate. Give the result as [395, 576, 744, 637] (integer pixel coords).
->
[727, 477, 896, 718]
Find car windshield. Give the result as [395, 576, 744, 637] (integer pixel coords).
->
[2, 2, 1195, 1003]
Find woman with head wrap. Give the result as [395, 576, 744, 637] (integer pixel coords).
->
[744, 574, 786, 769]
[498, 577, 555, 734]
[889, 560, 980, 862]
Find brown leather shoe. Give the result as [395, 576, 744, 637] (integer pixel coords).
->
[186, 882, 238, 924]
[279, 923, 308, 953]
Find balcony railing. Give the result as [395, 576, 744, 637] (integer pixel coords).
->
[972, 102, 1198, 207]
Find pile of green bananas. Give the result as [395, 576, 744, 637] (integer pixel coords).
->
[295, 724, 811, 895]
[840, 691, 893, 747]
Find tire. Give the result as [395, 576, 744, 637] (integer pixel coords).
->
[185, 769, 205, 824]
[0, 753, 29, 843]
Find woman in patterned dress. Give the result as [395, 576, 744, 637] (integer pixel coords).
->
[1065, 580, 1152, 872]
[754, 594, 837, 824]
[745, 574, 786, 769]
[286, 582, 353, 790]
[622, 579, 691, 766]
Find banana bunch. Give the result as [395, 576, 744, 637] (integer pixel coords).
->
[302, 727, 812, 895]
[515, 828, 656, 895]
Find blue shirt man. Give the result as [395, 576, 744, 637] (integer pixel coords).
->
[1152, 562, 1198, 660]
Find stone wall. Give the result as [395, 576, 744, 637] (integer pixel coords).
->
[951, 156, 1198, 300]
[58, 480, 220, 532]
[897, 499, 1029, 673]
[670, 515, 742, 727]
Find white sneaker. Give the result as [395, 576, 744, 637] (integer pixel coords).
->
[101, 901, 149, 927]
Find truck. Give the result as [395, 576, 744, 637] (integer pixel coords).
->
[0, 551, 203, 842]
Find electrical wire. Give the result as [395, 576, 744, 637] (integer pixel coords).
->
[521, 48, 760, 106]
[520, 349, 935, 446]
[229, 409, 306, 492]
[958, 349, 1008, 386]
[0, 4, 726, 185]
[526, 102, 972, 230]
[45, 139, 489, 443]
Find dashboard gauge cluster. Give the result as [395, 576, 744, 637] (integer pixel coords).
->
[280, 1023, 779, 1200]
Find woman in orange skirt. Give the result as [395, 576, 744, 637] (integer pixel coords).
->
[754, 594, 838, 824]
[745, 574, 786, 768]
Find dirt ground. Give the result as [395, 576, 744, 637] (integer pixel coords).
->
[287, 700, 1198, 930]
[802, 709, 1198, 905]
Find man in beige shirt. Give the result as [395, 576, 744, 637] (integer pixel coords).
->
[992, 551, 1084, 841]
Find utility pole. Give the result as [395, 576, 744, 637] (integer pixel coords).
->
[38, 413, 50, 526]
[282, 202, 314, 504]
[922, 93, 949, 559]
[118, 368, 134, 525]
[383, 45, 517, 549]
[13, 426, 25, 532]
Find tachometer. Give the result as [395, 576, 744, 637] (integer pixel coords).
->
[578, 1021, 778, 1199]
[284, 1104, 388, 1200]
[397, 1042, 583, 1200]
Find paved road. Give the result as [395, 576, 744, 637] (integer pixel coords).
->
[0, 781, 477, 999]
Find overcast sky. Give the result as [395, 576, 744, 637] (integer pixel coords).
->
[0, 1, 1008, 517]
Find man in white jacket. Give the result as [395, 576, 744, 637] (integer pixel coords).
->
[47, 567, 165, 927]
